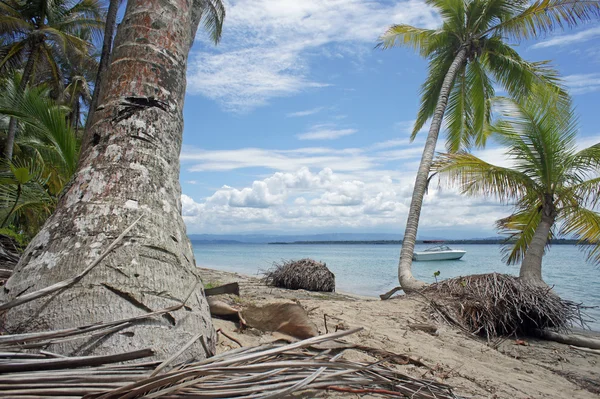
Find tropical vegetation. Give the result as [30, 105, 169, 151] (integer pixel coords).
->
[434, 94, 600, 285]
[378, 0, 600, 290]
[0, 0, 104, 242]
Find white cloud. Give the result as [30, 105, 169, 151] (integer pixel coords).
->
[188, 0, 438, 111]
[286, 107, 324, 117]
[181, 166, 508, 233]
[181, 146, 376, 172]
[563, 73, 600, 95]
[531, 26, 600, 49]
[297, 127, 357, 140]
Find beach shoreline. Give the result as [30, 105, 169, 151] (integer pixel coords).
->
[199, 266, 600, 398]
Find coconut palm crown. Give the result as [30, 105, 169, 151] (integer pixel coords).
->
[378, 0, 600, 290]
[434, 94, 600, 285]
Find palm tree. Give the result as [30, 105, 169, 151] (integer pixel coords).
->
[0, 0, 104, 159]
[2, 0, 226, 360]
[434, 95, 600, 285]
[378, 0, 600, 291]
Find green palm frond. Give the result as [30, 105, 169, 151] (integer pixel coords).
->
[377, 24, 437, 56]
[0, 79, 78, 176]
[569, 142, 600, 173]
[559, 207, 600, 264]
[434, 151, 538, 202]
[413, 51, 456, 138]
[445, 58, 495, 152]
[444, 64, 473, 151]
[0, 41, 27, 71]
[484, 37, 566, 102]
[496, 206, 543, 265]
[486, 0, 600, 41]
[198, 0, 226, 45]
[557, 176, 600, 209]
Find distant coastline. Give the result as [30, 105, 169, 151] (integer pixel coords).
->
[268, 239, 586, 245]
[189, 238, 587, 245]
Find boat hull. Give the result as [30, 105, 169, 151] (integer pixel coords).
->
[412, 250, 466, 261]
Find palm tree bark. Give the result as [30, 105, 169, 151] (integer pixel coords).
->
[3, 42, 39, 160]
[2, 0, 215, 360]
[398, 46, 468, 291]
[86, 0, 119, 134]
[520, 197, 556, 285]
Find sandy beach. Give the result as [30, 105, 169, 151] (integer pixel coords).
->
[199, 267, 599, 399]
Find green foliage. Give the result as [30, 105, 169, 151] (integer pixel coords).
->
[0, 75, 77, 240]
[0, 226, 28, 249]
[435, 94, 600, 266]
[378, 0, 598, 152]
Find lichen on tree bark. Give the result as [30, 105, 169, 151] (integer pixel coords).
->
[2, 0, 215, 360]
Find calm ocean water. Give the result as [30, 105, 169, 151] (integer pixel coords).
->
[192, 243, 600, 331]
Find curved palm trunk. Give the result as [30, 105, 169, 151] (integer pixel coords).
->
[520, 198, 556, 285]
[2, 0, 215, 360]
[3, 43, 39, 160]
[398, 47, 468, 291]
[85, 0, 119, 136]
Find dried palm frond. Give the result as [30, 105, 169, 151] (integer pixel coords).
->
[422, 273, 588, 339]
[0, 326, 460, 398]
[263, 258, 335, 292]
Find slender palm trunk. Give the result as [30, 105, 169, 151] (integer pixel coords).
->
[3, 43, 38, 160]
[2, 0, 215, 360]
[85, 0, 119, 136]
[520, 197, 556, 285]
[398, 47, 468, 291]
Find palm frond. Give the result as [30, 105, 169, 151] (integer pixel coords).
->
[496, 206, 543, 265]
[197, 0, 226, 45]
[377, 24, 436, 56]
[569, 142, 600, 173]
[484, 37, 567, 103]
[412, 50, 456, 138]
[434, 152, 538, 203]
[559, 207, 600, 264]
[444, 64, 472, 151]
[485, 0, 600, 41]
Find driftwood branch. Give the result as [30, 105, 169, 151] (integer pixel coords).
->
[205, 282, 239, 297]
[537, 329, 600, 350]
[0, 216, 143, 312]
[380, 286, 403, 300]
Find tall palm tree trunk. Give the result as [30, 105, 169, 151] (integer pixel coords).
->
[398, 47, 468, 291]
[3, 43, 39, 160]
[2, 0, 215, 360]
[520, 198, 556, 285]
[85, 0, 119, 136]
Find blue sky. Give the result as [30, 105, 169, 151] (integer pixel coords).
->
[174, 0, 600, 238]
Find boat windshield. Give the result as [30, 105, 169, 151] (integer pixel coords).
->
[423, 245, 452, 252]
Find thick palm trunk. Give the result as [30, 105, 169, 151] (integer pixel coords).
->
[85, 0, 119, 134]
[398, 47, 468, 291]
[2, 0, 215, 361]
[3, 43, 38, 160]
[520, 198, 556, 285]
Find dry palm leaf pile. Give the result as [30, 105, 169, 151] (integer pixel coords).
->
[0, 317, 461, 399]
[263, 258, 335, 292]
[422, 273, 587, 339]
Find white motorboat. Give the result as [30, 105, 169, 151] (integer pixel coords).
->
[412, 245, 466, 261]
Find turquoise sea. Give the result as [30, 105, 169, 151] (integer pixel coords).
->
[192, 243, 600, 331]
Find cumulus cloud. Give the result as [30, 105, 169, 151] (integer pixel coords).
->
[182, 167, 508, 233]
[188, 0, 438, 111]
